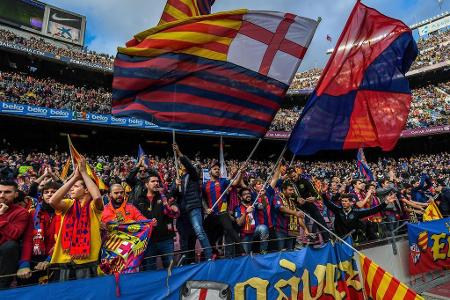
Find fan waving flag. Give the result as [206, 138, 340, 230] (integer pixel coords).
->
[112, 10, 318, 137]
[159, 0, 216, 25]
[357, 148, 374, 181]
[288, 1, 418, 155]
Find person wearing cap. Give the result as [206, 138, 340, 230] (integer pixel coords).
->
[323, 193, 397, 238]
[203, 160, 244, 258]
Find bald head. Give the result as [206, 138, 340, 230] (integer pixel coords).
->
[109, 184, 125, 205]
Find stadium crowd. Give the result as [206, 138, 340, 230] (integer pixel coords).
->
[0, 144, 448, 288]
[0, 29, 114, 69]
[0, 69, 448, 132]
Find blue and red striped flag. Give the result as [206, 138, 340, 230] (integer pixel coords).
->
[288, 1, 418, 155]
[112, 10, 318, 137]
[357, 148, 374, 181]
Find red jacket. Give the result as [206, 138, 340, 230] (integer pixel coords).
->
[0, 203, 29, 245]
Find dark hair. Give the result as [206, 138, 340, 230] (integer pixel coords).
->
[238, 187, 251, 197]
[0, 180, 18, 190]
[340, 194, 355, 201]
[251, 178, 264, 188]
[351, 179, 361, 187]
[42, 181, 62, 192]
[282, 181, 294, 191]
[146, 169, 160, 182]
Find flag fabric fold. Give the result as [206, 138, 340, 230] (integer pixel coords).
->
[422, 200, 443, 221]
[158, 0, 216, 25]
[288, 1, 418, 155]
[113, 10, 318, 137]
[219, 136, 227, 178]
[357, 148, 374, 181]
[359, 253, 424, 300]
[68, 136, 108, 190]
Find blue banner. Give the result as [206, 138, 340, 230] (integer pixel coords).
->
[0, 240, 364, 300]
[0, 101, 252, 138]
[408, 217, 450, 275]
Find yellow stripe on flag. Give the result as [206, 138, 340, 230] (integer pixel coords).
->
[67, 135, 108, 190]
[148, 31, 233, 46]
[359, 254, 423, 300]
[60, 159, 71, 180]
[423, 200, 442, 221]
[163, 5, 191, 22]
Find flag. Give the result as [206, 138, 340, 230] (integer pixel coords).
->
[288, 1, 418, 155]
[112, 10, 318, 137]
[137, 144, 149, 166]
[99, 220, 155, 274]
[60, 159, 71, 180]
[357, 148, 374, 181]
[422, 200, 442, 221]
[158, 0, 216, 25]
[359, 253, 424, 300]
[326, 34, 332, 42]
[219, 136, 227, 178]
[67, 136, 108, 190]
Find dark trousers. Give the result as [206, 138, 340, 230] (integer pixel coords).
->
[177, 213, 197, 264]
[49, 261, 97, 282]
[299, 202, 330, 241]
[0, 241, 19, 289]
[204, 213, 244, 257]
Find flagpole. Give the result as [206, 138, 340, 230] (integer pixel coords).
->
[172, 130, 181, 192]
[289, 153, 296, 167]
[251, 145, 287, 206]
[209, 138, 262, 211]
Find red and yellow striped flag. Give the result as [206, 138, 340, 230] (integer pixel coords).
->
[59, 158, 71, 180]
[67, 135, 108, 190]
[158, 0, 215, 25]
[359, 254, 423, 300]
[423, 200, 442, 221]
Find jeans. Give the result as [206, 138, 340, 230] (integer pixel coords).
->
[50, 262, 98, 282]
[274, 231, 294, 251]
[189, 208, 212, 259]
[177, 213, 197, 264]
[143, 238, 174, 270]
[385, 214, 399, 233]
[241, 225, 269, 254]
[204, 213, 244, 258]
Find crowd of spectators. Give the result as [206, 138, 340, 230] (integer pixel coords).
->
[410, 29, 450, 71]
[0, 71, 111, 114]
[288, 68, 322, 91]
[0, 29, 114, 69]
[0, 145, 448, 288]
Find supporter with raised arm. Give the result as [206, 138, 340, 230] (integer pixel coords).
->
[48, 156, 103, 282]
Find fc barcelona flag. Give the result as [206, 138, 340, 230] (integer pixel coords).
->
[288, 1, 418, 155]
[112, 9, 318, 137]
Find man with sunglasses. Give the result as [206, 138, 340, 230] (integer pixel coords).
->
[126, 156, 150, 203]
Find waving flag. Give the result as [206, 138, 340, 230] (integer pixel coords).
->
[360, 254, 423, 300]
[288, 1, 418, 155]
[422, 200, 443, 221]
[67, 136, 108, 190]
[159, 0, 216, 24]
[357, 148, 374, 181]
[113, 10, 318, 137]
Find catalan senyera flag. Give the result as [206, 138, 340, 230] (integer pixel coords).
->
[112, 10, 318, 137]
[67, 136, 108, 190]
[359, 254, 424, 300]
[158, 0, 215, 25]
[422, 200, 443, 221]
[59, 158, 71, 180]
[288, 1, 418, 155]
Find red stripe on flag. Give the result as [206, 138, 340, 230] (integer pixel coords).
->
[114, 103, 267, 134]
[161, 12, 178, 23]
[162, 22, 239, 38]
[114, 56, 286, 106]
[113, 77, 164, 91]
[239, 21, 272, 44]
[139, 90, 273, 122]
[370, 266, 387, 298]
[259, 13, 296, 75]
[362, 257, 371, 295]
[134, 38, 229, 55]
[168, 0, 193, 17]
[199, 288, 208, 300]
[403, 288, 420, 300]
[279, 39, 307, 59]
[382, 279, 400, 300]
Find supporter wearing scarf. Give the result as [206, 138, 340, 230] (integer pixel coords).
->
[33, 201, 55, 256]
[60, 199, 91, 258]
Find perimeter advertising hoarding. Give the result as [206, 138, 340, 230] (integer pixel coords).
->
[0, 0, 45, 31]
[418, 15, 450, 36]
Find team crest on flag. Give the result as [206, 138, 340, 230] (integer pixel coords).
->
[99, 220, 155, 274]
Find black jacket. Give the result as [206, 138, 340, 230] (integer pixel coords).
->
[323, 197, 387, 237]
[125, 167, 147, 204]
[171, 155, 202, 213]
[131, 190, 176, 243]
